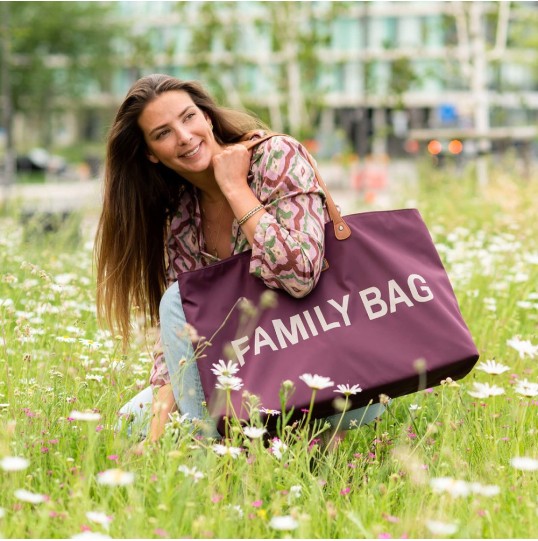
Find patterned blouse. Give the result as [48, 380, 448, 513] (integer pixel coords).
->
[149, 135, 329, 387]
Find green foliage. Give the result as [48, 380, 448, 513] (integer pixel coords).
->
[389, 57, 419, 109]
[172, 1, 354, 138]
[7, 2, 125, 103]
[2, 1, 132, 147]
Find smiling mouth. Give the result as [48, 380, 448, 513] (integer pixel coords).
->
[180, 143, 201, 158]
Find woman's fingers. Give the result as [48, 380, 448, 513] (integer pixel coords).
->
[212, 145, 252, 195]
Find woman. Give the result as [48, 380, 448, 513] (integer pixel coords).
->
[95, 74, 383, 442]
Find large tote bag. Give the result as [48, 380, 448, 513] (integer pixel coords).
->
[176, 135, 479, 429]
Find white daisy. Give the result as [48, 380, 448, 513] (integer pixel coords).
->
[333, 384, 362, 396]
[14, 489, 47, 504]
[211, 359, 239, 377]
[56, 336, 77, 343]
[167, 411, 190, 425]
[215, 375, 243, 391]
[425, 520, 459, 536]
[96, 469, 134, 486]
[269, 515, 299, 531]
[514, 379, 538, 398]
[271, 438, 288, 460]
[243, 426, 267, 439]
[259, 407, 280, 416]
[85, 374, 104, 382]
[299, 373, 334, 390]
[430, 477, 470, 498]
[469, 483, 500, 497]
[475, 360, 510, 375]
[507, 337, 538, 359]
[178, 465, 205, 483]
[225, 504, 244, 518]
[289, 485, 302, 499]
[510, 456, 538, 471]
[468, 382, 505, 399]
[0, 456, 30, 472]
[69, 411, 101, 422]
[86, 511, 113, 529]
[212, 444, 241, 459]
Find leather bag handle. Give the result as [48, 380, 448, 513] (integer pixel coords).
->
[240, 133, 351, 240]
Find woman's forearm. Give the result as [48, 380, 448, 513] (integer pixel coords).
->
[149, 383, 177, 442]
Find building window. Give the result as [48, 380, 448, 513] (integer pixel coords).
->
[331, 19, 362, 51]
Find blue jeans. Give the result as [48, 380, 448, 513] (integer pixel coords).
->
[119, 282, 385, 438]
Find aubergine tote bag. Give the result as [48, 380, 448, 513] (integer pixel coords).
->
[176, 134, 479, 430]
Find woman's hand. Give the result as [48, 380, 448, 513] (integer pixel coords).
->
[212, 144, 267, 246]
[212, 144, 251, 199]
[148, 383, 177, 442]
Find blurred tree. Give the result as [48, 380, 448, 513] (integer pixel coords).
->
[178, 1, 246, 111]
[262, 1, 335, 138]
[2, 1, 129, 152]
[389, 57, 420, 110]
[174, 1, 351, 139]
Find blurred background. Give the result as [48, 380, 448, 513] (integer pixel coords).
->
[1, 0, 537, 216]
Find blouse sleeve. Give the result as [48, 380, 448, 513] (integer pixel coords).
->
[249, 136, 327, 298]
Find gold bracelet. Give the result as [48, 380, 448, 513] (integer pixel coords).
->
[237, 204, 264, 227]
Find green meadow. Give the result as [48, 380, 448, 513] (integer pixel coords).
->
[0, 158, 537, 539]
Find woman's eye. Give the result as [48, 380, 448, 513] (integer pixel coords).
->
[156, 129, 169, 140]
[185, 112, 195, 121]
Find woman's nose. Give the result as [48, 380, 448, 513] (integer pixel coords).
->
[174, 124, 192, 145]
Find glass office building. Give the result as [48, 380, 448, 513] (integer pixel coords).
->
[23, 1, 538, 157]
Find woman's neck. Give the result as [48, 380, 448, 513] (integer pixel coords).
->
[181, 166, 225, 205]
[198, 184, 226, 205]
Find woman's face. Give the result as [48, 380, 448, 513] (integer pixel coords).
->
[138, 90, 222, 181]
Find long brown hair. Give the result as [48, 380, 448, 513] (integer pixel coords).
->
[94, 74, 266, 345]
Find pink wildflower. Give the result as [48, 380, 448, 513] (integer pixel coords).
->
[308, 438, 320, 451]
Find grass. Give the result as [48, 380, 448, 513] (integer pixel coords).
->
[12, 172, 47, 184]
[0, 158, 537, 539]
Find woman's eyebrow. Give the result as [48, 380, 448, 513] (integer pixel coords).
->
[148, 106, 195, 136]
